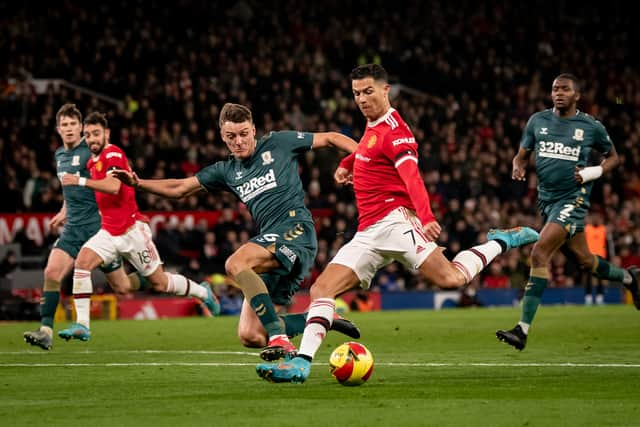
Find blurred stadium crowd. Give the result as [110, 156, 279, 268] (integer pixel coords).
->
[1, 0, 639, 297]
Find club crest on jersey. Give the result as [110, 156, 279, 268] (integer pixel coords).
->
[261, 151, 274, 165]
[367, 135, 377, 148]
[95, 161, 103, 172]
[72, 155, 80, 166]
[540, 128, 548, 135]
[572, 129, 584, 141]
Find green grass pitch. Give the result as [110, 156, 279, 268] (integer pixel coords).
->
[1, 305, 639, 427]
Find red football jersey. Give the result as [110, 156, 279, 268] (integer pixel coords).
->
[87, 144, 145, 235]
[350, 108, 434, 231]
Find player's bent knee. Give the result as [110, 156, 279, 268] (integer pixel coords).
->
[75, 250, 102, 271]
[238, 331, 266, 348]
[74, 260, 92, 271]
[224, 255, 246, 277]
[43, 264, 64, 282]
[309, 265, 358, 300]
[530, 247, 550, 267]
[309, 279, 337, 300]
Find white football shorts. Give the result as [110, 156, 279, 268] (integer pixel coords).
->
[83, 221, 162, 277]
[330, 207, 438, 288]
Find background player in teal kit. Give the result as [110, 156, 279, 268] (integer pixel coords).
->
[23, 104, 146, 350]
[496, 74, 640, 350]
[113, 103, 360, 360]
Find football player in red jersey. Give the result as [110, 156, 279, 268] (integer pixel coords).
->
[58, 112, 219, 341]
[257, 64, 540, 383]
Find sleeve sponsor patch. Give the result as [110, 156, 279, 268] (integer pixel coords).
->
[106, 151, 122, 159]
[391, 137, 416, 146]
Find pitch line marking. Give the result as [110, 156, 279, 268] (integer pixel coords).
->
[383, 362, 640, 368]
[0, 350, 258, 356]
[2, 362, 640, 368]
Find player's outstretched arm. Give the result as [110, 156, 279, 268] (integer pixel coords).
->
[312, 132, 358, 153]
[512, 147, 531, 181]
[61, 172, 121, 195]
[575, 145, 620, 184]
[113, 170, 202, 199]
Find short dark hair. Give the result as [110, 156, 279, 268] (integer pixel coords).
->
[350, 63, 388, 83]
[84, 111, 109, 128]
[554, 73, 580, 92]
[56, 103, 82, 125]
[219, 103, 253, 128]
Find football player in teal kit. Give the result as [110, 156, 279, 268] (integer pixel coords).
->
[497, 74, 640, 350]
[113, 103, 360, 360]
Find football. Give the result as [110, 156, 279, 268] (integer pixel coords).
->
[329, 341, 374, 386]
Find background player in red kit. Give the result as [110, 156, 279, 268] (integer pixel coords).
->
[58, 112, 218, 340]
[257, 63, 540, 383]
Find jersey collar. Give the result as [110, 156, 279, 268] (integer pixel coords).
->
[552, 108, 580, 118]
[367, 107, 396, 127]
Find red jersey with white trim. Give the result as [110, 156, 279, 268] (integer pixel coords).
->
[86, 144, 146, 235]
[351, 108, 433, 231]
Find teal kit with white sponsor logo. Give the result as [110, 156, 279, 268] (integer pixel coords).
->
[196, 131, 317, 304]
[521, 110, 613, 234]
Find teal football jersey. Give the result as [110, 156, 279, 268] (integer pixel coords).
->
[54, 139, 100, 226]
[196, 131, 314, 230]
[521, 110, 613, 201]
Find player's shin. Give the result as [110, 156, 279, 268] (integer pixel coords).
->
[72, 269, 93, 328]
[40, 278, 61, 329]
[279, 313, 306, 337]
[451, 241, 503, 283]
[592, 255, 630, 283]
[520, 267, 549, 328]
[164, 272, 207, 298]
[235, 269, 284, 337]
[298, 298, 336, 361]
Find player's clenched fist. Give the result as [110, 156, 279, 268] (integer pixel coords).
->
[334, 167, 353, 185]
[422, 220, 442, 242]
